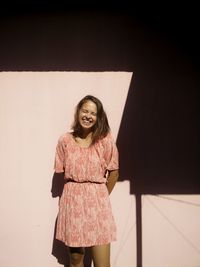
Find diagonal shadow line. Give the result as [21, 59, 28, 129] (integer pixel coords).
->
[145, 195, 200, 255]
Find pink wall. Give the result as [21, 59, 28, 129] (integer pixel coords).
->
[0, 72, 135, 267]
[142, 194, 200, 267]
[0, 72, 199, 267]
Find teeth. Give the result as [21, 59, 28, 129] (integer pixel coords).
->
[82, 118, 92, 123]
[82, 120, 91, 125]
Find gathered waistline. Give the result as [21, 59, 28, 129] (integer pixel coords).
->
[64, 179, 105, 184]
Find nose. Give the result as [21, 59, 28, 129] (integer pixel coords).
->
[84, 114, 91, 120]
[87, 112, 93, 118]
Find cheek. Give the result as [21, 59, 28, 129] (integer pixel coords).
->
[79, 112, 84, 119]
[93, 116, 97, 123]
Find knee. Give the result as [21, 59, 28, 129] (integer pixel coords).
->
[70, 253, 84, 266]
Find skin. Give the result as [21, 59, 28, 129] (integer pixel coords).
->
[70, 100, 118, 267]
[106, 170, 119, 195]
[78, 100, 97, 138]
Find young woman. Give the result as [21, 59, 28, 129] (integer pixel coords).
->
[54, 95, 119, 267]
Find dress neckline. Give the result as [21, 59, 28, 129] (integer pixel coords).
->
[69, 133, 92, 149]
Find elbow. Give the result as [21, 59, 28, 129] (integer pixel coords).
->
[111, 169, 119, 181]
[116, 169, 119, 180]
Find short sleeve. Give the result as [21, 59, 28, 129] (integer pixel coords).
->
[54, 136, 65, 173]
[103, 133, 119, 171]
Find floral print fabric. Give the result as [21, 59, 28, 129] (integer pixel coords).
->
[54, 132, 119, 247]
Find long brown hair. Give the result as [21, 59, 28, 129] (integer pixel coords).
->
[71, 95, 110, 144]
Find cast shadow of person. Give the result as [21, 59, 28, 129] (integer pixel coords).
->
[51, 172, 92, 267]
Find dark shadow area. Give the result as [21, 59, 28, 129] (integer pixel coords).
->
[52, 218, 70, 266]
[51, 172, 65, 198]
[117, 59, 199, 195]
[51, 172, 69, 265]
[52, 218, 92, 267]
[0, 6, 199, 267]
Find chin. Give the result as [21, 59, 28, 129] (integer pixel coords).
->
[80, 123, 95, 132]
[80, 123, 91, 129]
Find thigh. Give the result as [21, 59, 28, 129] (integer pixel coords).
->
[69, 247, 85, 255]
[91, 244, 110, 267]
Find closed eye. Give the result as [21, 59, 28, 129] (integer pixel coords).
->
[81, 109, 97, 116]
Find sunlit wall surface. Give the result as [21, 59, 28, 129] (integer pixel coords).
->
[142, 194, 200, 267]
[0, 71, 135, 267]
[2, 72, 198, 267]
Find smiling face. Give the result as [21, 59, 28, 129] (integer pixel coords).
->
[78, 100, 97, 133]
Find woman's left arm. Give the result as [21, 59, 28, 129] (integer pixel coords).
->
[106, 169, 119, 194]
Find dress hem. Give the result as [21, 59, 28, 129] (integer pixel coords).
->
[56, 237, 117, 248]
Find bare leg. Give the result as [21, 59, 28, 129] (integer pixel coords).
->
[91, 244, 110, 267]
[68, 247, 85, 267]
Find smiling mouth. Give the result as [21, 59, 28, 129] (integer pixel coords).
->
[82, 117, 93, 125]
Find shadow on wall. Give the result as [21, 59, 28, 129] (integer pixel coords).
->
[117, 62, 199, 195]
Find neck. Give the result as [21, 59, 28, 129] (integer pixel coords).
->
[81, 130, 93, 139]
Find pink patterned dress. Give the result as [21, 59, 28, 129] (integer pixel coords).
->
[54, 132, 119, 247]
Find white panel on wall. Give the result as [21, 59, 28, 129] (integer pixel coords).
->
[110, 181, 136, 267]
[0, 71, 133, 267]
[142, 194, 200, 267]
